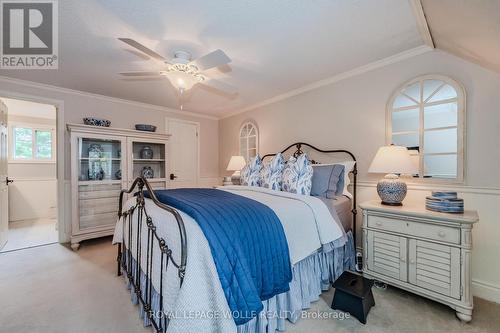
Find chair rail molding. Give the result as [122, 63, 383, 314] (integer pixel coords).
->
[357, 180, 500, 196]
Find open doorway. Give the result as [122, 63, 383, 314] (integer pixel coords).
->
[0, 97, 58, 253]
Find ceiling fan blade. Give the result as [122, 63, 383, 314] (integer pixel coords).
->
[191, 49, 231, 71]
[200, 79, 238, 95]
[118, 38, 167, 62]
[119, 71, 160, 77]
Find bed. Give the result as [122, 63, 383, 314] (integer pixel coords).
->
[113, 142, 357, 333]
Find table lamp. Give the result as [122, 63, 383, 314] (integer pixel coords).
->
[226, 155, 246, 185]
[368, 145, 417, 206]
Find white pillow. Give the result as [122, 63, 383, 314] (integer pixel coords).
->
[336, 161, 356, 199]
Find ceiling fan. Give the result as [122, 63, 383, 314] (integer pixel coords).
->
[118, 38, 237, 108]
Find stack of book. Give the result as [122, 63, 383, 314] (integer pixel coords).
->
[425, 191, 464, 213]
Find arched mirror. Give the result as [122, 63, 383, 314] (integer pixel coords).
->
[387, 75, 465, 182]
[239, 122, 258, 162]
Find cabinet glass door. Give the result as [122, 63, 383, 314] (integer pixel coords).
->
[130, 139, 167, 190]
[78, 138, 122, 182]
[77, 137, 124, 231]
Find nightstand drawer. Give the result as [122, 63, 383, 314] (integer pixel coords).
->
[367, 215, 460, 245]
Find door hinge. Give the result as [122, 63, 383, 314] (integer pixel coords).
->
[196, 131, 199, 137]
[460, 285, 463, 296]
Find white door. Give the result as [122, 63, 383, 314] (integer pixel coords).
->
[0, 101, 9, 250]
[166, 119, 199, 188]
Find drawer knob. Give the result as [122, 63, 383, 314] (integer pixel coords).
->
[375, 221, 382, 226]
[438, 231, 446, 238]
[400, 257, 406, 262]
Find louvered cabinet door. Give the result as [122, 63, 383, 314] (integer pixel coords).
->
[367, 231, 408, 282]
[408, 239, 461, 299]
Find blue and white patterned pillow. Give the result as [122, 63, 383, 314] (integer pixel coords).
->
[282, 154, 313, 195]
[260, 153, 285, 190]
[240, 155, 262, 186]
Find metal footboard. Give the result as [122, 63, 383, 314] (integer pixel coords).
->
[116, 177, 187, 332]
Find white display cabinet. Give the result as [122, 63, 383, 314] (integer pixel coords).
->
[68, 124, 169, 250]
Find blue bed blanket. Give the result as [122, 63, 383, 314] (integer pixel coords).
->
[145, 188, 292, 325]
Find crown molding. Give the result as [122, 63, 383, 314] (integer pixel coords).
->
[0, 76, 219, 120]
[221, 45, 433, 119]
[408, 0, 435, 48]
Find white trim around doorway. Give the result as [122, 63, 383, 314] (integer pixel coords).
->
[0, 90, 68, 243]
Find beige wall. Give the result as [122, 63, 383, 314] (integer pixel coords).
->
[220, 50, 500, 186]
[219, 50, 500, 303]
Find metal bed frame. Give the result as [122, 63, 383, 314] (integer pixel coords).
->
[116, 142, 356, 332]
[116, 177, 187, 333]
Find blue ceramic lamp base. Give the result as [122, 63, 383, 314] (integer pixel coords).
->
[377, 174, 407, 206]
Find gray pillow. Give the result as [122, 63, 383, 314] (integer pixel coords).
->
[311, 164, 345, 199]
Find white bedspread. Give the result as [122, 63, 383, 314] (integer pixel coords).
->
[220, 186, 346, 264]
[112, 186, 345, 333]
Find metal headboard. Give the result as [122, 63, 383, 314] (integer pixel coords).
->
[262, 142, 358, 243]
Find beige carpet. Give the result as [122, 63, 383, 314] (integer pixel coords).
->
[0, 237, 499, 333]
[0, 218, 58, 253]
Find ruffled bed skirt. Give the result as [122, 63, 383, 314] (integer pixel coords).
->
[122, 231, 355, 333]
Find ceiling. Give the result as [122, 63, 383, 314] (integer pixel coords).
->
[0, 0, 424, 117]
[422, 0, 500, 74]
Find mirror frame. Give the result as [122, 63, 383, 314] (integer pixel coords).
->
[386, 74, 466, 183]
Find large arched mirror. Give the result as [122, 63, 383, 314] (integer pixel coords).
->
[387, 75, 465, 182]
[239, 122, 258, 162]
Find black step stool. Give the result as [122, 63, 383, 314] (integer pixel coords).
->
[331, 271, 375, 324]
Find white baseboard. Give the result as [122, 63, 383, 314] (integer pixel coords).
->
[472, 279, 500, 304]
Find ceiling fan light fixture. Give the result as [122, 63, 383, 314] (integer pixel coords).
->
[164, 71, 204, 90]
[118, 39, 235, 104]
[160, 63, 205, 91]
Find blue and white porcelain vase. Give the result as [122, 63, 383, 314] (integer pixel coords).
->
[141, 166, 154, 179]
[377, 174, 407, 206]
[140, 146, 154, 159]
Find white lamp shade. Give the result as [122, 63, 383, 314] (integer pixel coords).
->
[226, 156, 246, 171]
[368, 145, 418, 175]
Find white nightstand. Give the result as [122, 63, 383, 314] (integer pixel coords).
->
[360, 200, 478, 322]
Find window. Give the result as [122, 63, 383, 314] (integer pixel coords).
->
[10, 124, 55, 161]
[239, 122, 258, 162]
[387, 75, 465, 182]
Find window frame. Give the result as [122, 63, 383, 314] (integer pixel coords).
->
[386, 74, 466, 183]
[239, 121, 259, 162]
[9, 121, 56, 163]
